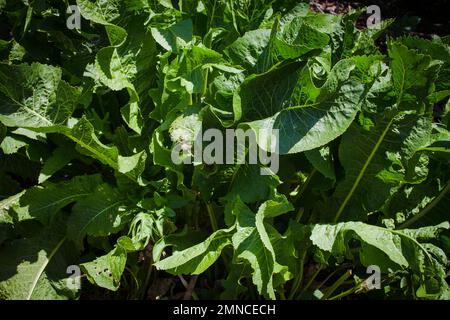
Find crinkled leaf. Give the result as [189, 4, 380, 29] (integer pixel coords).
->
[154, 227, 233, 274]
[231, 198, 288, 299]
[38, 145, 77, 183]
[0, 63, 79, 129]
[241, 59, 367, 154]
[0, 231, 78, 300]
[67, 184, 129, 248]
[80, 244, 127, 291]
[18, 175, 102, 225]
[151, 19, 193, 52]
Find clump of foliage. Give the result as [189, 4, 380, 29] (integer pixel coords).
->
[0, 0, 449, 300]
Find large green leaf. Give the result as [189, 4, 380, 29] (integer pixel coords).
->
[154, 227, 234, 274]
[241, 59, 367, 154]
[18, 174, 102, 225]
[67, 184, 130, 248]
[225, 164, 280, 204]
[81, 244, 127, 291]
[0, 231, 78, 300]
[311, 222, 408, 268]
[38, 145, 77, 183]
[326, 40, 444, 222]
[389, 40, 438, 109]
[231, 197, 293, 299]
[0, 135, 28, 155]
[225, 29, 271, 73]
[155, 195, 294, 299]
[151, 19, 193, 52]
[224, 3, 329, 74]
[329, 114, 433, 222]
[63, 117, 147, 184]
[0, 63, 79, 129]
[64, 117, 120, 169]
[79, 0, 157, 134]
[0, 192, 23, 245]
[273, 16, 329, 61]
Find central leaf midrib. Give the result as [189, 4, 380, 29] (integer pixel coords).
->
[334, 117, 395, 222]
[65, 132, 118, 170]
[65, 131, 137, 183]
[30, 193, 92, 213]
[26, 236, 66, 300]
[76, 200, 124, 239]
[10, 94, 53, 126]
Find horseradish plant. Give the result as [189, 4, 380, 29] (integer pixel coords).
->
[0, 0, 449, 300]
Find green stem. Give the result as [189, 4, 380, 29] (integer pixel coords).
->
[295, 207, 304, 223]
[317, 268, 341, 291]
[322, 270, 352, 300]
[299, 265, 322, 297]
[228, 0, 239, 34]
[202, 69, 209, 98]
[398, 182, 450, 229]
[288, 102, 320, 110]
[288, 250, 307, 299]
[208, 0, 217, 31]
[140, 260, 153, 300]
[126, 267, 139, 297]
[206, 202, 218, 232]
[328, 284, 360, 300]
